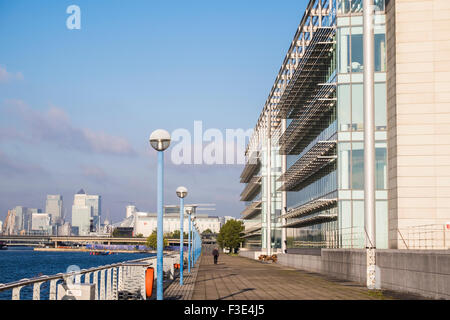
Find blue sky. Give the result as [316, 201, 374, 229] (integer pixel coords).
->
[0, 0, 308, 223]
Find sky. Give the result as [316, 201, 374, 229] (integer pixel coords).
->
[0, 0, 308, 224]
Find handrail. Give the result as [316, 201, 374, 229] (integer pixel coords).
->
[0, 255, 163, 296]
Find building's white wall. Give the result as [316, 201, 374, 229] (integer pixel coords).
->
[387, 0, 450, 248]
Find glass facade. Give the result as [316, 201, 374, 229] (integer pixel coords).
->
[242, 0, 389, 251]
[285, 0, 388, 250]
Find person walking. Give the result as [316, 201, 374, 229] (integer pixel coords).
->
[212, 247, 219, 265]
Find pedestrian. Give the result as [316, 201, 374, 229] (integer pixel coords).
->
[212, 247, 219, 265]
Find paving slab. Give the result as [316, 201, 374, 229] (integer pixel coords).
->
[190, 253, 421, 300]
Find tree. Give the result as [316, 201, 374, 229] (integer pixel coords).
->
[146, 230, 168, 249]
[170, 230, 189, 239]
[217, 220, 244, 253]
[202, 228, 213, 235]
[135, 233, 144, 238]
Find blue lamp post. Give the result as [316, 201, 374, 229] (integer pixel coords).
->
[186, 208, 193, 272]
[149, 129, 171, 301]
[176, 186, 188, 285]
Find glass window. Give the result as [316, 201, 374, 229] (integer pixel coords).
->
[351, 0, 363, 13]
[375, 82, 387, 130]
[352, 200, 365, 248]
[338, 27, 350, 74]
[351, 83, 364, 131]
[376, 143, 387, 190]
[376, 200, 388, 249]
[351, 142, 364, 189]
[375, 26, 386, 72]
[338, 84, 351, 131]
[338, 143, 351, 189]
[351, 27, 363, 72]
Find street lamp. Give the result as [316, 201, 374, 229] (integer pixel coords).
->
[149, 129, 171, 301]
[176, 186, 187, 285]
[186, 207, 193, 272]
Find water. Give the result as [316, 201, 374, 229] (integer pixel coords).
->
[0, 247, 156, 300]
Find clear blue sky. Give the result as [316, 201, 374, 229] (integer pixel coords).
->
[0, 0, 308, 223]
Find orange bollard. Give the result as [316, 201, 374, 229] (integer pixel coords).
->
[145, 267, 154, 298]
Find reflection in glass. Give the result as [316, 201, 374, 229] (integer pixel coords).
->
[338, 84, 351, 131]
[351, 27, 363, 72]
[338, 27, 351, 74]
[351, 83, 363, 131]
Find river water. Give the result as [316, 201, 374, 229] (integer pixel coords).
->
[0, 247, 155, 300]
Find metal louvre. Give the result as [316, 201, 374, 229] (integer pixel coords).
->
[281, 212, 337, 228]
[240, 176, 262, 201]
[241, 201, 262, 220]
[279, 141, 336, 191]
[240, 152, 260, 183]
[242, 225, 262, 236]
[276, 27, 336, 119]
[281, 198, 337, 220]
[279, 84, 336, 155]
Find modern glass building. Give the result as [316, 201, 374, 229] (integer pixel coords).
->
[240, 0, 450, 251]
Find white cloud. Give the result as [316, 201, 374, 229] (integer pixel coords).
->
[0, 65, 23, 83]
[2, 99, 136, 156]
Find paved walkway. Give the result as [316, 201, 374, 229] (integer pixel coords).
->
[191, 253, 400, 300]
[163, 261, 201, 300]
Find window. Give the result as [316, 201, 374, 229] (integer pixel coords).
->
[339, 143, 351, 189]
[351, 27, 363, 72]
[351, 83, 363, 131]
[338, 84, 351, 131]
[375, 26, 386, 72]
[338, 27, 351, 74]
[376, 143, 387, 190]
[351, 142, 364, 190]
[375, 82, 387, 130]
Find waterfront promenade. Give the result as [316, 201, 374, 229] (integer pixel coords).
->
[176, 253, 422, 300]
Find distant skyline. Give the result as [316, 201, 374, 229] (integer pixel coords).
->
[0, 0, 309, 223]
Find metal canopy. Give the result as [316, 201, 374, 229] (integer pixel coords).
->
[279, 84, 336, 155]
[276, 27, 336, 119]
[240, 152, 261, 183]
[242, 225, 262, 235]
[241, 201, 262, 220]
[279, 141, 336, 191]
[281, 212, 337, 228]
[281, 198, 337, 220]
[240, 176, 262, 201]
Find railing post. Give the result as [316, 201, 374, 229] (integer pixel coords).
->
[100, 269, 106, 300]
[12, 286, 23, 300]
[118, 266, 123, 295]
[84, 272, 91, 284]
[32, 282, 44, 300]
[49, 279, 57, 300]
[112, 267, 118, 300]
[93, 271, 99, 300]
[106, 268, 112, 300]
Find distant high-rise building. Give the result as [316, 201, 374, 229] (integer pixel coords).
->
[71, 189, 100, 235]
[3, 210, 16, 235]
[0, 220, 3, 235]
[46, 195, 63, 225]
[126, 205, 137, 218]
[31, 213, 51, 235]
[13, 206, 27, 233]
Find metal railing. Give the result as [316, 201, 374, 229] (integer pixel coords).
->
[398, 224, 450, 250]
[0, 254, 179, 300]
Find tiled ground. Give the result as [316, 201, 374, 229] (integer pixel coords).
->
[190, 253, 401, 300]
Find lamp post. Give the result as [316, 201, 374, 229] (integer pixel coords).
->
[149, 129, 171, 301]
[186, 207, 193, 273]
[176, 186, 187, 286]
[191, 216, 197, 269]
